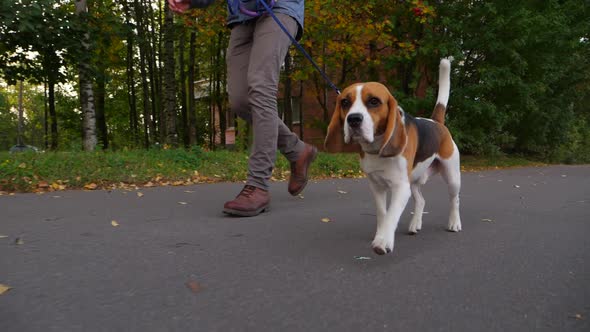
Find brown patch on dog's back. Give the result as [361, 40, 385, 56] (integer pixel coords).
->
[402, 121, 418, 176]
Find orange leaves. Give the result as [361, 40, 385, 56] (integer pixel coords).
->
[185, 280, 201, 294]
[83, 183, 98, 190]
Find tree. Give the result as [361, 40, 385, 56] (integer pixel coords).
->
[75, 0, 97, 151]
[162, 0, 178, 146]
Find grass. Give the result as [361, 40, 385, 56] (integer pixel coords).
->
[0, 148, 546, 193]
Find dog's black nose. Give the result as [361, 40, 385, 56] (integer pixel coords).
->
[347, 113, 363, 128]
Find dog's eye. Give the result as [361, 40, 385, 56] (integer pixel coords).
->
[367, 97, 381, 108]
[341, 98, 351, 109]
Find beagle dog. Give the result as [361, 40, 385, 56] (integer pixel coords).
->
[324, 58, 461, 255]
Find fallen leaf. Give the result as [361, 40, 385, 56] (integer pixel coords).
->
[111, 220, 119, 227]
[172, 181, 184, 186]
[354, 256, 372, 260]
[569, 313, 584, 320]
[481, 218, 493, 222]
[337, 190, 348, 194]
[513, 185, 520, 188]
[0, 284, 11, 295]
[144, 181, 155, 188]
[185, 280, 201, 293]
[18, 162, 26, 168]
[178, 201, 188, 205]
[184, 190, 195, 193]
[321, 217, 331, 223]
[14, 237, 24, 245]
[84, 183, 98, 190]
[37, 181, 49, 189]
[136, 192, 144, 197]
[0, 235, 8, 239]
[298, 194, 304, 199]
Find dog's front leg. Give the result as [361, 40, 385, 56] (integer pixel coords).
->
[370, 180, 411, 255]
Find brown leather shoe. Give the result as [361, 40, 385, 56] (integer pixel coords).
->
[223, 185, 270, 217]
[288, 143, 318, 196]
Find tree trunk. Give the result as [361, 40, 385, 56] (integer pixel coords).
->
[188, 31, 197, 146]
[44, 82, 49, 149]
[123, 0, 138, 145]
[17, 81, 24, 146]
[95, 70, 108, 149]
[147, 0, 162, 143]
[178, 27, 189, 147]
[134, 0, 151, 148]
[48, 79, 58, 150]
[76, 0, 97, 151]
[162, 1, 177, 146]
[216, 32, 226, 147]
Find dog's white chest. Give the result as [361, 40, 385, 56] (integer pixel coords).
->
[361, 154, 408, 188]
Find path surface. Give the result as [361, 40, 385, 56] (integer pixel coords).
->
[1, 165, 589, 332]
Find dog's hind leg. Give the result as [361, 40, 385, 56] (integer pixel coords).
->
[408, 184, 425, 234]
[439, 142, 462, 232]
[408, 165, 437, 234]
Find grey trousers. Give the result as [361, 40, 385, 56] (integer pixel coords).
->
[227, 13, 305, 190]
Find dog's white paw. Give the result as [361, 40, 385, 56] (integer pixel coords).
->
[372, 236, 394, 255]
[447, 219, 462, 232]
[408, 217, 422, 235]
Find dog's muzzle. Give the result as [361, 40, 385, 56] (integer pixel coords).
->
[347, 113, 363, 128]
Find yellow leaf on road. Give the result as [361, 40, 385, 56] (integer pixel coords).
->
[0, 284, 11, 295]
[178, 201, 188, 205]
[136, 192, 144, 197]
[111, 220, 119, 227]
[321, 217, 331, 223]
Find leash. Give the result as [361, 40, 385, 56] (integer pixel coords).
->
[228, 0, 341, 94]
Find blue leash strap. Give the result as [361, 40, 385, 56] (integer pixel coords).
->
[257, 0, 341, 95]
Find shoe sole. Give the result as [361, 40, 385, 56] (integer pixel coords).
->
[289, 147, 318, 196]
[223, 205, 269, 217]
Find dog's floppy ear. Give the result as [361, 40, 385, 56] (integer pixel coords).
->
[379, 94, 407, 157]
[324, 101, 361, 153]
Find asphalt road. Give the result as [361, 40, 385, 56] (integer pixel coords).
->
[1, 165, 589, 332]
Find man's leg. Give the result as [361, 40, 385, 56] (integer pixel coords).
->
[227, 23, 254, 123]
[246, 14, 305, 190]
[224, 22, 273, 217]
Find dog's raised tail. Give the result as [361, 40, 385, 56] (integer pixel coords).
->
[431, 57, 452, 124]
